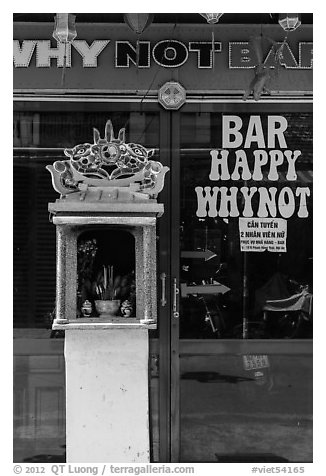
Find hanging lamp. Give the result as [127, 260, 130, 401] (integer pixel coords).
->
[123, 13, 154, 34]
[53, 13, 77, 43]
[53, 13, 77, 86]
[199, 13, 223, 24]
[278, 13, 301, 31]
[124, 13, 154, 67]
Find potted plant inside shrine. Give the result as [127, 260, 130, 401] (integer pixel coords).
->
[93, 265, 121, 317]
[77, 234, 137, 319]
[93, 265, 136, 318]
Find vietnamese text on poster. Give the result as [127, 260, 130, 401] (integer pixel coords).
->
[239, 218, 287, 252]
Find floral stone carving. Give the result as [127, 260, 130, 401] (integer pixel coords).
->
[46, 120, 169, 200]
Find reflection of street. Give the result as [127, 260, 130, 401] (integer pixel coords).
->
[179, 354, 312, 463]
[181, 415, 312, 462]
[13, 351, 66, 463]
[182, 371, 253, 383]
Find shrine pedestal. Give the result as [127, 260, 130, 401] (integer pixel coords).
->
[64, 325, 150, 463]
[47, 119, 168, 463]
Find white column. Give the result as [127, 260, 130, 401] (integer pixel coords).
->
[64, 328, 150, 463]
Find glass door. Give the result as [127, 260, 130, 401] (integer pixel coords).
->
[169, 105, 313, 463]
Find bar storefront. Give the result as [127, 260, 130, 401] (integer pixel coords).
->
[13, 13, 313, 463]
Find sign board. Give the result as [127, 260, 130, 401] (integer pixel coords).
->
[242, 354, 270, 370]
[13, 23, 312, 92]
[239, 218, 287, 252]
[193, 113, 311, 253]
[195, 115, 311, 220]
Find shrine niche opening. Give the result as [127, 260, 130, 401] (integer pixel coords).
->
[77, 228, 136, 319]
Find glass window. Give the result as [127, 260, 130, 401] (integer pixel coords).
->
[177, 109, 312, 465]
[179, 112, 312, 339]
[180, 351, 312, 462]
[13, 108, 160, 328]
[13, 105, 161, 463]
